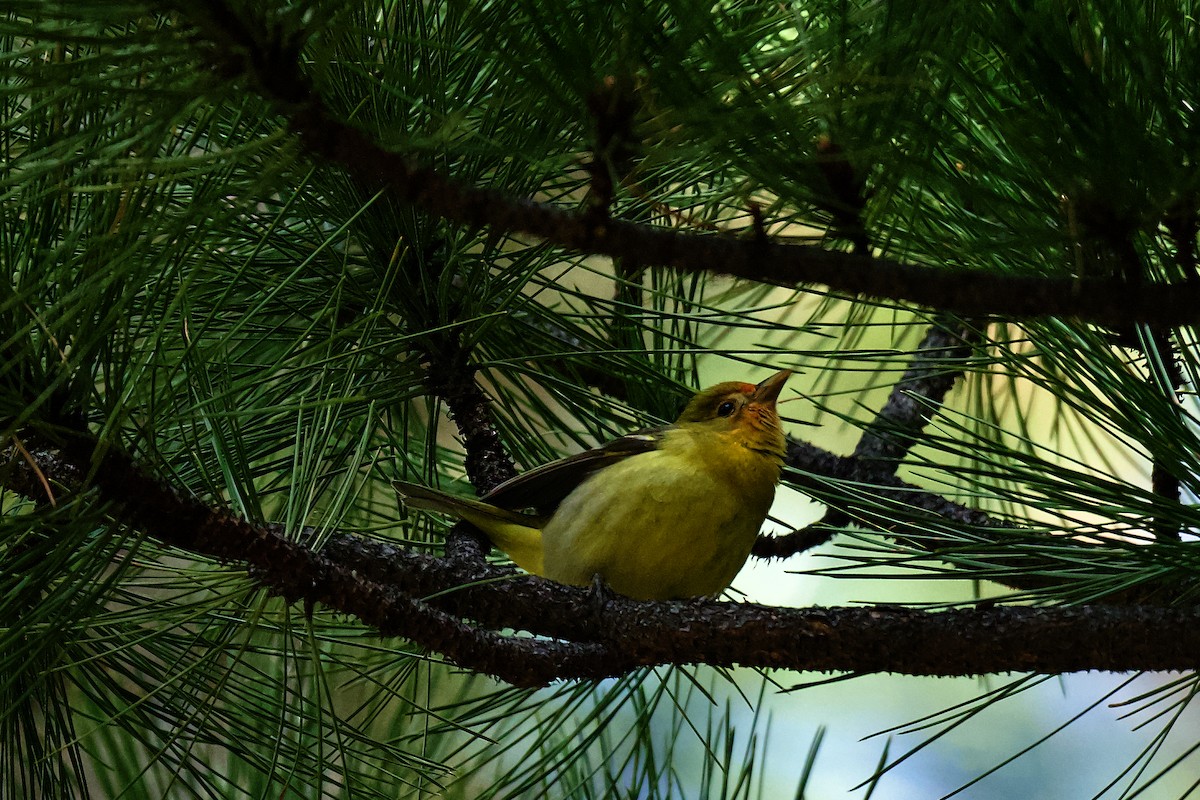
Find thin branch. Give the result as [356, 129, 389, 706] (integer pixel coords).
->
[584, 73, 638, 221]
[750, 513, 845, 558]
[1146, 329, 1185, 542]
[425, 364, 516, 493]
[760, 440, 1102, 597]
[755, 319, 1171, 599]
[754, 321, 986, 562]
[1164, 198, 1199, 279]
[421, 345, 518, 560]
[1139, 202, 1200, 540]
[852, 316, 977, 465]
[179, 0, 1200, 329]
[814, 134, 871, 256]
[756, 439, 1021, 559]
[762, 438, 1194, 601]
[1102, 324, 1187, 543]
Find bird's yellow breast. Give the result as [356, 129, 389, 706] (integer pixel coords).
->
[540, 427, 781, 599]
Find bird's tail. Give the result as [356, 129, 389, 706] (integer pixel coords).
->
[393, 481, 545, 576]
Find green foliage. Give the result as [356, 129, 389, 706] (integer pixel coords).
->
[4, 0, 1200, 797]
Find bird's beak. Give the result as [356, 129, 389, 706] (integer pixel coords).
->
[751, 369, 791, 407]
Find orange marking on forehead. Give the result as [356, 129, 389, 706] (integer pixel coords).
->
[736, 383, 757, 395]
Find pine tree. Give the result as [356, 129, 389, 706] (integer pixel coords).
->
[4, 1, 1200, 797]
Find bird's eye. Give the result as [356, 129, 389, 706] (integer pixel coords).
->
[716, 400, 737, 417]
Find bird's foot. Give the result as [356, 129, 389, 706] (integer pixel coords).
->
[587, 573, 618, 614]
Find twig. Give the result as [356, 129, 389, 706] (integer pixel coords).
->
[814, 135, 870, 256]
[422, 355, 517, 495]
[853, 316, 977, 466]
[757, 439, 1020, 560]
[584, 74, 638, 221]
[754, 318, 980, 560]
[1145, 329, 1185, 542]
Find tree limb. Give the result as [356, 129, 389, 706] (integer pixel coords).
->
[6, 432, 1200, 686]
[179, 0, 1200, 329]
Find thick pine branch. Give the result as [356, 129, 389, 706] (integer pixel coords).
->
[1, 434, 606, 686]
[6, 433, 1200, 687]
[180, 0, 1200, 328]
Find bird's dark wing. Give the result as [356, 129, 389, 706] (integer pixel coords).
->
[483, 426, 666, 514]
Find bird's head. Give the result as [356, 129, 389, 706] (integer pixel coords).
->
[675, 369, 791, 456]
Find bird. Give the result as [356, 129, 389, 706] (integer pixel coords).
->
[394, 369, 791, 600]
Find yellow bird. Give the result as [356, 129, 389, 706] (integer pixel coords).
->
[394, 370, 791, 600]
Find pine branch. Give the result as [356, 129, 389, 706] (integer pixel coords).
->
[424, 357, 517, 496]
[1100, 324, 1188, 542]
[1164, 197, 1199, 279]
[7, 432, 1200, 687]
[753, 320, 1178, 601]
[758, 439, 1020, 552]
[420, 343, 518, 561]
[814, 134, 871, 256]
[2, 432, 608, 687]
[853, 317, 977, 465]
[759, 440, 1126, 597]
[177, 0, 1200, 328]
[323, 535, 1200, 679]
[755, 318, 987, 560]
[1145, 329, 1185, 543]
